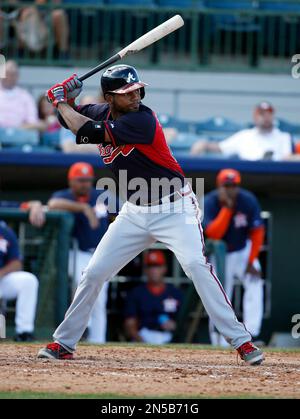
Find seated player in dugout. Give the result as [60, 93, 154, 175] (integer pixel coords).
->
[38, 65, 264, 366]
[124, 250, 182, 345]
[203, 169, 265, 346]
[48, 162, 117, 344]
[0, 220, 39, 341]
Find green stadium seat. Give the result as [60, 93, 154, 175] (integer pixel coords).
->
[106, 0, 155, 6]
[157, 0, 205, 8]
[196, 116, 244, 134]
[259, 1, 300, 12]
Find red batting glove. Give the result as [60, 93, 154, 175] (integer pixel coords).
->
[61, 73, 83, 106]
[47, 83, 67, 108]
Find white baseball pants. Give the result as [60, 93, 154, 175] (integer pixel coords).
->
[0, 271, 38, 334]
[139, 328, 173, 345]
[69, 249, 108, 344]
[54, 192, 251, 351]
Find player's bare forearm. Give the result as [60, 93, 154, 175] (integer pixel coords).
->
[48, 198, 87, 213]
[0, 260, 23, 280]
[57, 103, 92, 135]
[57, 102, 111, 142]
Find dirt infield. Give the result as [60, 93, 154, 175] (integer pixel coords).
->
[0, 343, 299, 398]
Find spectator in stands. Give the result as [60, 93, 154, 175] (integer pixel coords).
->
[0, 200, 46, 228]
[0, 60, 40, 146]
[60, 95, 104, 154]
[38, 95, 61, 132]
[204, 169, 265, 346]
[191, 102, 294, 160]
[37, 95, 61, 148]
[0, 220, 39, 341]
[47, 162, 114, 344]
[2, 1, 69, 58]
[124, 250, 182, 345]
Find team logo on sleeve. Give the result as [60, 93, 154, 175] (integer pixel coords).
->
[98, 144, 135, 164]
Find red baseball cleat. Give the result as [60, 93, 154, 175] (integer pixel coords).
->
[37, 342, 74, 360]
[237, 341, 264, 365]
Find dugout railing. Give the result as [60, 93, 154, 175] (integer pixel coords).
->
[0, 209, 74, 339]
[1, 1, 300, 72]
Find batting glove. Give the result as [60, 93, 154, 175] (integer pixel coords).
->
[47, 83, 67, 107]
[62, 74, 83, 102]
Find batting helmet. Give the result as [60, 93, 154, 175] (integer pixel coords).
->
[101, 65, 147, 99]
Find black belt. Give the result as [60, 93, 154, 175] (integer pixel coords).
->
[138, 184, 193, 207]
[141, 191, 181, 207]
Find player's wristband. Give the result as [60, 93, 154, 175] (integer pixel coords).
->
[76, 120, 106, 144]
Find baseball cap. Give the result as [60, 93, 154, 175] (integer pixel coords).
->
[68, 162, 94, 180]
[255, 101, 274, 113]
[144, 250, 166, 267]
[217, 169, 241, 187]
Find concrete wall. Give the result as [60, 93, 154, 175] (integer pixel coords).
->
[20, 66, 300, 124]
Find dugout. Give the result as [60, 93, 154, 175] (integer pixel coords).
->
[0, 152, 299, 344]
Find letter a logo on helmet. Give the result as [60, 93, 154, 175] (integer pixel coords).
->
[101, 65, 147, 99]
[126, 72, 136, 83]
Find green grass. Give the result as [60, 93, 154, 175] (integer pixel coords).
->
[2, 340, 300, 353]
[0, 391, 280, 399]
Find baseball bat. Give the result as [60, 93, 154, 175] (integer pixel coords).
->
[78, 14, 184, 82]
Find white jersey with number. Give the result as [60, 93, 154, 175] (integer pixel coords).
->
[219, 127, 292, 161]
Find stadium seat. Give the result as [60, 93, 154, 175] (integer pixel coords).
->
[206, 0, 258, 10]
[63, 0, 104, 3]
[275, 119, 300, 135]
[258, 1, 300, 59]
[157, 113, 178, 127]
[156, 0, 205, 8]
[196, 116, 243, 135]
[40, 131, 61, 150]
[106, 0, 155, 6]
[169, 133, 200, 154]
[157, 113, 197, 133]
[0, 127, 39, 147]
[259, 1, 300, 12]
[205, 1, 261, 66]
[206, 1, 260, 32]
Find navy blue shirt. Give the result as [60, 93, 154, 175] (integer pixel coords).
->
[0, 201, 20, 209]
[204, 188, 264, 252]
[59, 103, 185, 204]
[0, 221, 21, 268]
[124, 283, 182, 331]
[51, 188, 110, 252]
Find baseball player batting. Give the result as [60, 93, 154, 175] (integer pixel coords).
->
[38, 65, 264, 365]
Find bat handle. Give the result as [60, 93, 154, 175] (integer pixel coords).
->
[78, 53, 121, 82]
